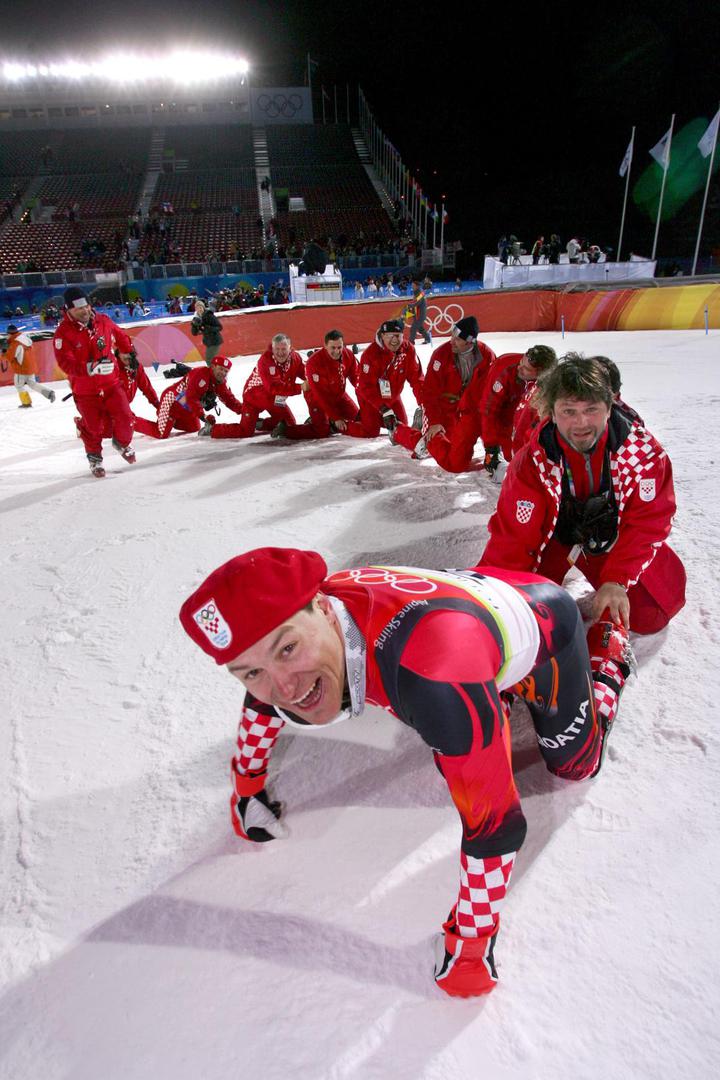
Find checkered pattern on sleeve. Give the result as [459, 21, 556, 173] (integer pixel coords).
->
[244, 365, 264, 393]
[455, 851, 516, 937]
[233, 704, 285, 776]
[530, 447, 563, 569]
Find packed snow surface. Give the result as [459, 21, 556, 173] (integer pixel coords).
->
[1, 330, 718, 1080]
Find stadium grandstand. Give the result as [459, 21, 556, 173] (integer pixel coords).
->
[0, 53, 447, 318]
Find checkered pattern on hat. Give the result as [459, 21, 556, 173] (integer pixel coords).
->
[455, 851, 516, 937]
[233, 704, 285, 776]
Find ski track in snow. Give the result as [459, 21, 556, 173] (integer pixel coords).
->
[0, 330, 719, 1080]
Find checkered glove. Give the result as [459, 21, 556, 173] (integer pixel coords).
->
[88, 359, 114, 375]
[230, 769, 285, 842]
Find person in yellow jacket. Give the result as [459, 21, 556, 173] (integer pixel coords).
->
[3, 324, 56, 407]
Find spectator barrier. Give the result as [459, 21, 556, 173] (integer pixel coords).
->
[3, 281, 718, 388]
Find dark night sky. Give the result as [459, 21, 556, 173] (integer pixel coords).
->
[3, 0, 719, 266]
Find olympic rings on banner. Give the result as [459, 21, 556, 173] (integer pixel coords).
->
[256, 93, 303, 119]
[427, 303, 465, 334]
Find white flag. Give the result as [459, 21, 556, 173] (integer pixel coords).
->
[698, 109, 720, 159]
[619, 134, 634, 177]
[650, 126, 672, 168]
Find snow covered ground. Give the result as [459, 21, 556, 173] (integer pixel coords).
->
[1, 329, 718, 1080]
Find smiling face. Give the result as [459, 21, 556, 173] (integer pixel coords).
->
[227, 595, 346, 725]
[552, 396, 611, 452]
[326, 337, 344, 361]
[380, 331, 402, 353]
[68, 303, 92, 326]
[272, 338, 291, 363]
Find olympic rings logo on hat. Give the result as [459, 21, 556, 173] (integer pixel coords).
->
[192, 598, 232, 648]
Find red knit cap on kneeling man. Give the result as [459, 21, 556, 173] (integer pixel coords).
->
[179, 548, 328, 664]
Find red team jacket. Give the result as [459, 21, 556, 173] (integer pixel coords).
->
[355, 338, 424, 411]
[422, 340, 495, 430]
[305, 346, 358, 413]
[53, 310, 132, 395]
[242, 346, 306, 404]
[481, 353, 528, 457]
[482, 405, 677, 590]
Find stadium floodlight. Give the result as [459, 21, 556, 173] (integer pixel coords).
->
[1, 53, 250, 84]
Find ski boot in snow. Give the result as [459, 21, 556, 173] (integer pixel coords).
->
[587, 615, 636, 775]
[434, 912, 500, 998]
[271, 420, 288, 439]
[87, 454, 105, 478]
[112, 437, 136, 464]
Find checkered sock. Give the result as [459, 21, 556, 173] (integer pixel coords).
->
[591, 658, 625, 728]
[454, 851, 516, 938]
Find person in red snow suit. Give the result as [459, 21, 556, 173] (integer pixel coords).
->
[511, 353, 639, 460]
[342, 319, 423, 438]
[480, 345, 557, 472]
[391, 315, 494, 471]
[76, 352, 160, 440]
[143, 356, 242, 439]
[481, 354, 686, 643]
[180, 548, 622, 999]
[53, 286, 137, 477]
[209, 334, 305, 440]
[273, 330, 359, 440]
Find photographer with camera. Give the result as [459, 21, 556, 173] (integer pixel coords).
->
[53, 287, 137, 478]
[190, 299, 223, 366]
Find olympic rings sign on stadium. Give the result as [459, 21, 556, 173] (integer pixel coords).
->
[256, 93, 304, 119]
[426, 303, 465, 334]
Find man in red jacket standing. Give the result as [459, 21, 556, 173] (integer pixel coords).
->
[272, 330, 359, 440]
[76, 352, 161, 441]
[53, 287, 136, 477]
[481, 355, 686, 732]
[208, 334, 306, 440]
[391, 316, 494, 472]
[481, 345, 557, 473]
[180, 548, 611, 999]
[343, 319, 423, 438]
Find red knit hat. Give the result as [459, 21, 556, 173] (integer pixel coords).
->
[179, 548, 328, 664]
[211, 355, 232, 370]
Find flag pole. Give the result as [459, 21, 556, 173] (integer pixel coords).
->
[651, 114, 675, 261]
[617, 126, 635, 262]
[440, 201, 445, 257]
[692, 103, 720, 276]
